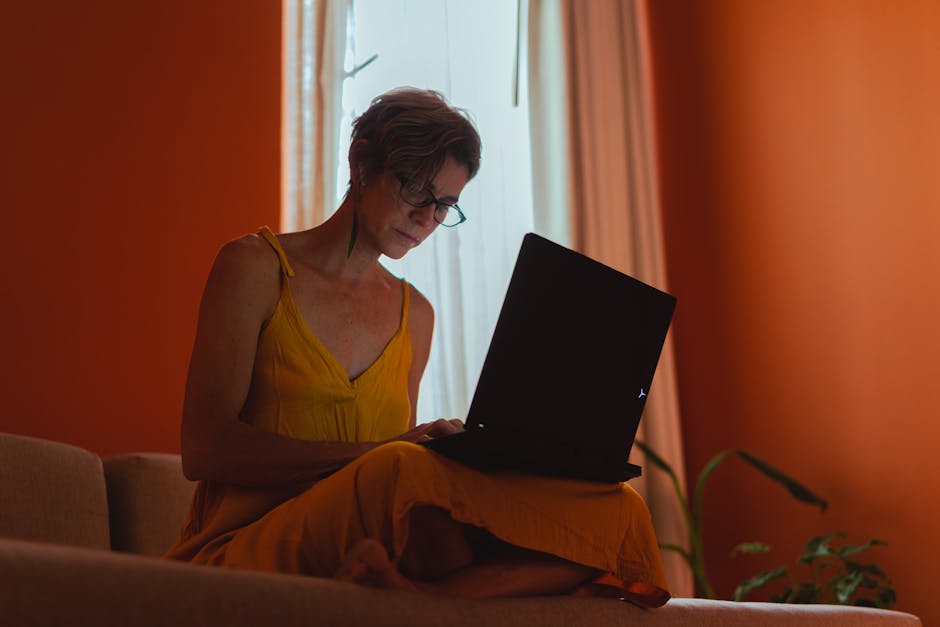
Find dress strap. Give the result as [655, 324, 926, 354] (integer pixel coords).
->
[257, 226, 296, 278]
[400, 279, 410, 328]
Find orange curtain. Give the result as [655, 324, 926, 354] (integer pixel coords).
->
[282, 0, 348, 230]
[529, 0, 692, 596]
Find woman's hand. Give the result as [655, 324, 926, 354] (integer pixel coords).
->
[391, 418, 465, 444]
[424, 418, 465, 439]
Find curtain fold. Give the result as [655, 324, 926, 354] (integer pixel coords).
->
[529, 0, 693, 597]
[527, 0, 572, 247]
[282, 0, 349, 231]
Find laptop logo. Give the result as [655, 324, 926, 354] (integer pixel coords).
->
[638, 388, 647, 399]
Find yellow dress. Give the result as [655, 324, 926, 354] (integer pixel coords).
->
[165, 226, 669, 606]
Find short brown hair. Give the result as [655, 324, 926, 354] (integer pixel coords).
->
[349, 88, 482, 189]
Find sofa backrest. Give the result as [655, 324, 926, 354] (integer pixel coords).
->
[103, 453, 195, 556]
[0, 432, 111, 550]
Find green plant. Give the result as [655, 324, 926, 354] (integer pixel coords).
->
[635, 441, 828, 599]
[733, 533, 896, 608]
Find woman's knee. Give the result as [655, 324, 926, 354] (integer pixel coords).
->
[618, 483, 653, 519]
[359, 440, 426, 468]
[351, 441, 435, 486]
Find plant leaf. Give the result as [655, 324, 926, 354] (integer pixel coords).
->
[798, 533, 844, 563]
[770, 586, 795, 603]
[636, 439, 710, 598]
[635, 440, 696, 544]
[734, 567, 788, 602]
[659, 542, 693, 564]
[692, 450, 736, 533]
[845, 560, 886, 573]
[804, 533, 840, 553]
[731, 542, 771, 557]
[635, 440, 675, 477]
[790, 581, 823, 604]
[836, 538, 888, 559]
[834, 570, 866, 604]
[770, 586, 793, 603]
[737, 451, 828, 512]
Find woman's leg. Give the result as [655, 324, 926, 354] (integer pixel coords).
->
[396, 505, 477, 581]
[337, 538, 599, 598]
[336, 504, 600, 598]
[417, 543, 600, 599]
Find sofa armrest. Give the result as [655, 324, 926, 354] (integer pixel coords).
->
[103, 453, 195, 556]
[0, 433, 109, 550]
[0, 539, 920, 627]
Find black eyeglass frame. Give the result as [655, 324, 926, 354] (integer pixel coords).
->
[395, 175, 467, 227]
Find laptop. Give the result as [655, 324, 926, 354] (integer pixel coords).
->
[421, 232, 676, 483]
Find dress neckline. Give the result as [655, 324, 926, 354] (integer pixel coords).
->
[280, 278, 409, 386]
[257, 226, 410, 387]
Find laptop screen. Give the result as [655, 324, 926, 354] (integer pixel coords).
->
[464, 233, 676, 462]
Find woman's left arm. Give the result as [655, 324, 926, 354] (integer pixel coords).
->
[407, 288, 435, 430]
[406, 288, 464, 438]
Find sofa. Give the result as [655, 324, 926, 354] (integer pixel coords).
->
[0, 432, 922, 626]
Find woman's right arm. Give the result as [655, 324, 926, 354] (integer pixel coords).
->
[180, 235, 433, 487]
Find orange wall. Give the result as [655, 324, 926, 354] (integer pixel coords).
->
[645, 0, 939, 622]
[0, 2, 281, 456]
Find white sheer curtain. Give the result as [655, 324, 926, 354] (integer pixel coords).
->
[334, 0, 534, 422]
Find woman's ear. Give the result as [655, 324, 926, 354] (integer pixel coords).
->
[349, 139, 370, 187]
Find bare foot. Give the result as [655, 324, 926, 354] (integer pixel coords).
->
[572, 581, 625, 599]
[336, 539, 420, 593]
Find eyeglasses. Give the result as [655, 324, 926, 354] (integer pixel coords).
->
[396, 175, 467, 227]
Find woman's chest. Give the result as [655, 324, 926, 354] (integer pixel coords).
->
[288, 275, 405, 381]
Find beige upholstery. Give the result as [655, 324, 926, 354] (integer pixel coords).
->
[0, 538, 922, 627]
[103, 453, 195, 556]
[0, 432, 924, 626]
[0, 433, 110, 550]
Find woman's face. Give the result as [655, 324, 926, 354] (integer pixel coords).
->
[357, 154, 470, 260]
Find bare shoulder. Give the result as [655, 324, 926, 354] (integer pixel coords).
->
[205, 232, 281, 316]
[407, 283, 435, 331]
[408, 283, 434, 322]
[215, 232, 279, 275]
[211, 232, 279, 281]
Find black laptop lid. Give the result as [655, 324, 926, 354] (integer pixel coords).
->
[464, 233, 676, 462]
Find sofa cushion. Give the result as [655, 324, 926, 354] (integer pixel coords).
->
[103, 453, 195, 556]
[0, 432, 110, 550]
[0, 538, 922, 627]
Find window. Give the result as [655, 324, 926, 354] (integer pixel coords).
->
[338, 0, 534, 421]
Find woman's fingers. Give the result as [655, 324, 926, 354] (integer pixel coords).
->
[425, 418, 465, 437]
[392, 423, 434, 443]
[389, 419, 463, 444]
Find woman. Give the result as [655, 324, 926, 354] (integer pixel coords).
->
[166, 87, 669, 603]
